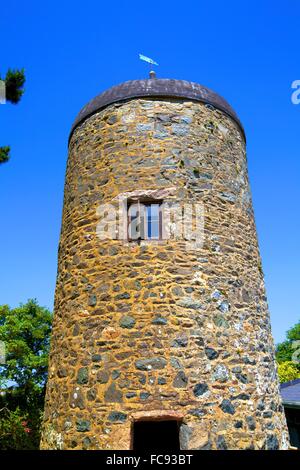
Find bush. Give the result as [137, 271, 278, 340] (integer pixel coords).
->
[277, 361, 300, 383]
[0, 407, 41, 450]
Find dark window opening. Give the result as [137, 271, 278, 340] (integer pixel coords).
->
[132, 420, 180, 451]
[127, 200, 162, 241]
[285, 407, 300, 449]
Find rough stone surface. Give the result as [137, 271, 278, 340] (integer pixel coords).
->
[193, 383, 209, 397]
[76, 420, 90, 432]
[41, 92, 289, 450]
[220, 399, 236, 415]
[76, 367, 89, 385]
[173, 371, 188, 388]
[119, 315, 135, 329]
[180, 423, 211, 450]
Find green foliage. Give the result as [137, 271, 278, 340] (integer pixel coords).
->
[0, 407, 41, 450]
[2, 68, 25, 104]
[277, 361, 300, 383]
[276, 340, 294, 364]
[0, 299, 52, 390]
[0, 146, 10, 164]
[276, 320, 300, 384]
[0, 68, 25, 164]
[0, 300, 52, 449]
[276, 320, 300, 363]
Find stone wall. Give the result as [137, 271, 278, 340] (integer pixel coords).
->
[41, 97, 289, 450]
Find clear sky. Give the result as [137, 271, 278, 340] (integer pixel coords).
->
[0, 1, 299, 343]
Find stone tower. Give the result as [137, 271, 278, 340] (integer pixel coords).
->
[41, 78, 289, 450]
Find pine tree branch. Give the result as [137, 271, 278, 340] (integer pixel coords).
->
[4, 69, 25, 104]
[0, 146, 10, 164]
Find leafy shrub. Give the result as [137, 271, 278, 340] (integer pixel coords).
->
[277, 361, 300, 383]
[0, 407, 41, 450]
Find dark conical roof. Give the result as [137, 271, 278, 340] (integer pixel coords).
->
[69, 78, 244, 140]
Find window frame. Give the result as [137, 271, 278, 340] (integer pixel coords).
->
[127, 199, 163, 242]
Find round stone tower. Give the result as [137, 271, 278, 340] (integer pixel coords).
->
[41, 78, 289, 450]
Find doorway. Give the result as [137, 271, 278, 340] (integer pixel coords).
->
[132, 420, 180, 451]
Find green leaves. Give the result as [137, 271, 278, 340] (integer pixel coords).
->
[2, 68, 25, 104]
[0, 407, 35, 450]
[276, 320, 300, 383]
[0, 300, 52, 449]
[0, 299, 52, 390]
[0, 146, 10, 164]
[277, 361, 300, 383]
[276, 320, 300, 363]
[0, 68, 25, 164]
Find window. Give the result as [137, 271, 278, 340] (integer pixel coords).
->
[127, 200, 162, 241]
[132, 420, 180, 451]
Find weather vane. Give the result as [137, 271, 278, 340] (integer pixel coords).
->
[139, 54, 159, 78]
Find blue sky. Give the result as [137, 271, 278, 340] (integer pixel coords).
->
[0, 1, 299, 343]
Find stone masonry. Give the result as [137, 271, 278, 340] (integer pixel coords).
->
[41, 79, 290, 450]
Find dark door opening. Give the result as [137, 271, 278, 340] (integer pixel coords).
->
[132, 420, 180, 451]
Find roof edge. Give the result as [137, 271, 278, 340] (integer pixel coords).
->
[68, 78, 245, 143]
[281, 400, 300, 409]
[280, 378, 300, 389]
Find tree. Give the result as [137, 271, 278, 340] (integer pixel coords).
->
[276, 320, 300, 364]
[0, 299, 52, 449]
[0, 68, 25, 164]
[276, 319, 300, 384]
